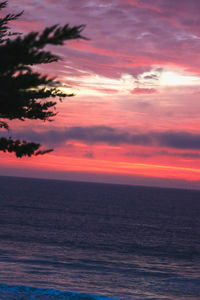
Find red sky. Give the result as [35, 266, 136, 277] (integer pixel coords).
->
[2, 0, 200, 189]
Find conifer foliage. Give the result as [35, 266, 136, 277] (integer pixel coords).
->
[0, 1, 85, 157]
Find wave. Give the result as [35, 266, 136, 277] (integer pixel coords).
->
[0, 284, 118, 300]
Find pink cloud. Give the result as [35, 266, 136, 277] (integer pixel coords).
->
[131, 88, 157, 94]
[9, 0, 200, 79]
[91, 88, 119, 94]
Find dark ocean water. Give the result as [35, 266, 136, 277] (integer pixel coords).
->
[0, 176, 199, 299]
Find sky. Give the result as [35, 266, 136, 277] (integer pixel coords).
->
[1, 0, 200, 189]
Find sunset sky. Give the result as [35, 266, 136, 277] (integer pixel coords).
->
[2, 0, 200, 189]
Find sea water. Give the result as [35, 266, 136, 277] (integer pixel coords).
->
[0, 176, 199, 299]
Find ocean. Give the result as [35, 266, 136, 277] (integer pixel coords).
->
[0, 176, 199, 299]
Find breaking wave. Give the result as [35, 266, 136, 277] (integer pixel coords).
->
[0, 284, 118, 300]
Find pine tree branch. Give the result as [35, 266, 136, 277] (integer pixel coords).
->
[0, 1, 87, 157]
[0, 120, 9, 129]
[0, 137, 41, 157]
[0, 137, 53, 157]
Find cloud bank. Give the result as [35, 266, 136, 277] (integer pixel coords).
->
[12, 126, 200, 151]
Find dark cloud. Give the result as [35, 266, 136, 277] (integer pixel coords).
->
[16, 126, 152, 146]
[13, 126, 200, 151]
[158, 150, 200, 159]
[143, 74, 159, 80]
[84, 151, 94, 158]
[156, 131, 200, 150]
[126, 150, 200, 159]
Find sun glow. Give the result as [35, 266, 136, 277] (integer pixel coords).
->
[160, 71, 200, 86]
[62, 73, 135, 96]
[62, 67, 200, 98]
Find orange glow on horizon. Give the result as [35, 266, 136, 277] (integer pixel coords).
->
[1, 153, 200, 183]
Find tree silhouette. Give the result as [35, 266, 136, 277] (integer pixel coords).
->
[0, 1, 86, 157]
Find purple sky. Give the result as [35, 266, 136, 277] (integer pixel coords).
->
[1, 0, 200, 189]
